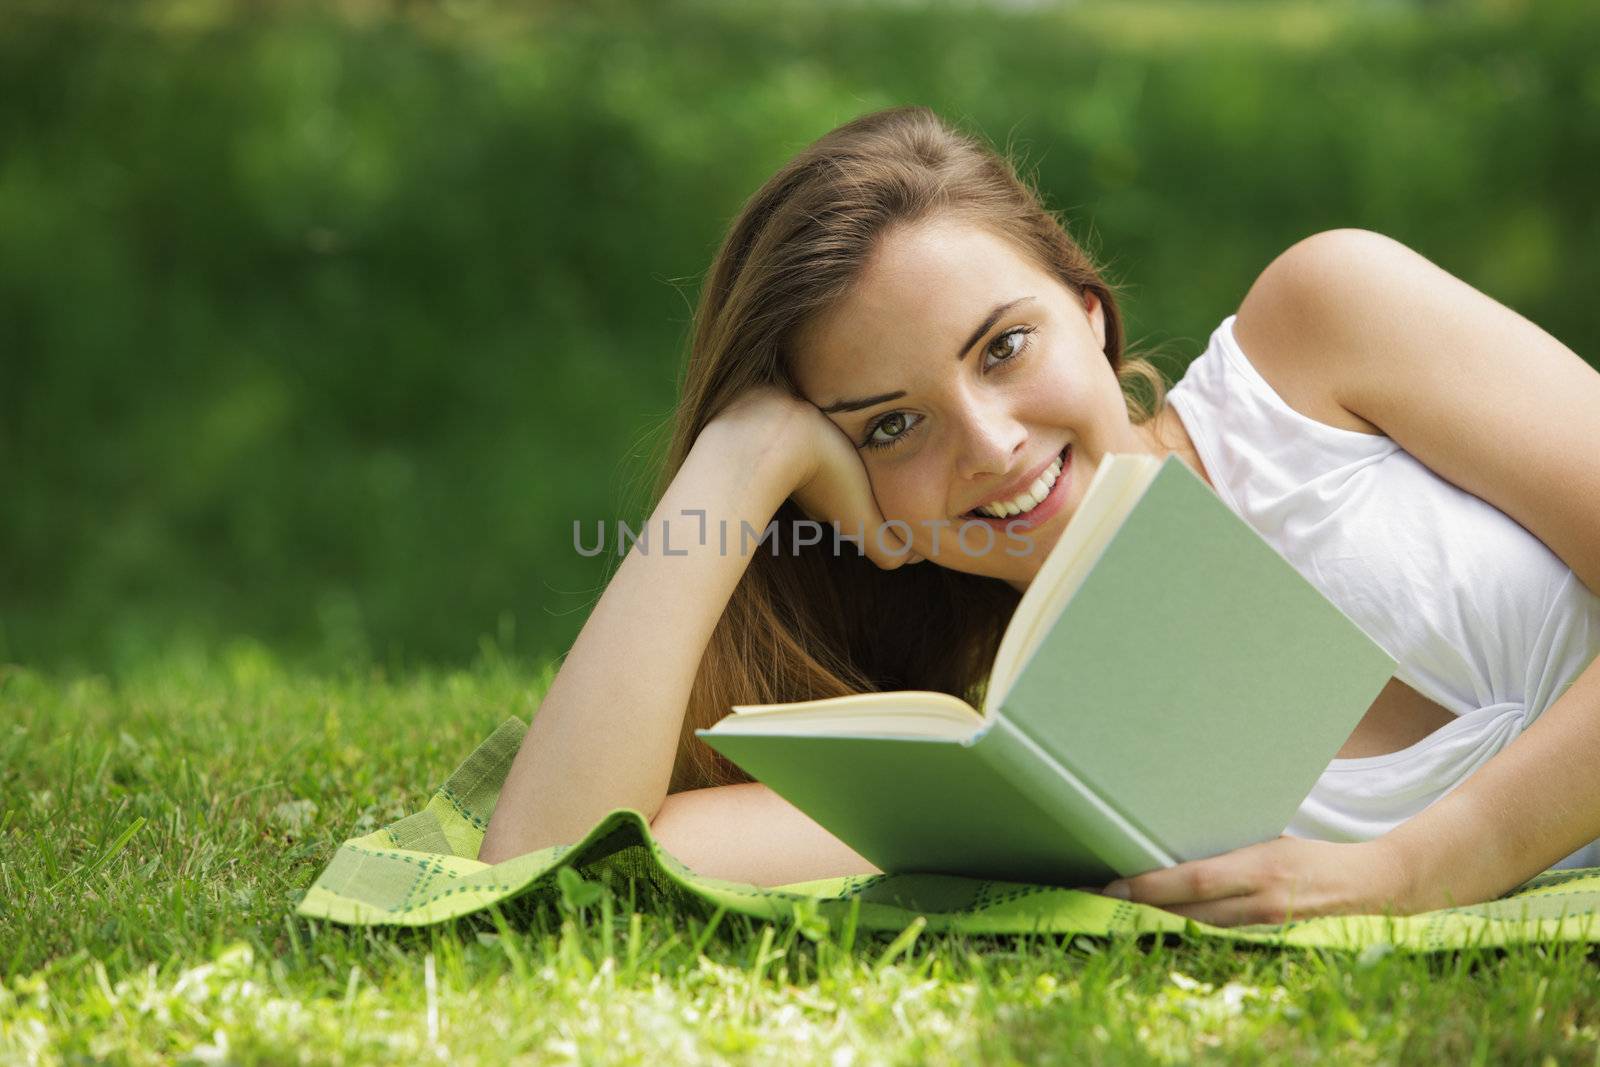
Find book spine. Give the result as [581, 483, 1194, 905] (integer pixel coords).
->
[979, 715, 1178, 876]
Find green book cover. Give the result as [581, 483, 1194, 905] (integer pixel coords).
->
[696, 453, 1398, 886]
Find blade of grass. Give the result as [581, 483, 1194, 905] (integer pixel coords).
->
[48, 815, 145, 893]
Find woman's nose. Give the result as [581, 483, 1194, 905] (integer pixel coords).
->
[954, 404, 1028, 482]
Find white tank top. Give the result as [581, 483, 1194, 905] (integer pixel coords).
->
[1166, 314, 1600, 872]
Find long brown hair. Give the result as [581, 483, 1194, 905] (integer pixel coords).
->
[655, 105, 1168, 792]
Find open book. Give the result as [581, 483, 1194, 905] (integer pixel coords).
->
[695, 453, 1397, 886]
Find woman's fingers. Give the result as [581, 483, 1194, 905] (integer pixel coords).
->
[792, 413, 917, 571]
[1108, 859, 1257, 907]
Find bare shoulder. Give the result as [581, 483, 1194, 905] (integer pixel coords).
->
[1230, 227, 1600, 596]
[1231, 231, 1384, 436]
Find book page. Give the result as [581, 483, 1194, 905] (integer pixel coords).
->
[711, 690, 985, 741]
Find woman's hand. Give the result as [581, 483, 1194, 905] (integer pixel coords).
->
[1097, 835, 1418, 927]
[709, 385, 920, 571]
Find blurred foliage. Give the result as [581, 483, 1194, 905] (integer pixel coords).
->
[2, 0, 1596, 674]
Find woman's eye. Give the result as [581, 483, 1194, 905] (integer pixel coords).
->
[864, 329, 1036, 454]
[983, 326, 1036, 370]
[862, 411, 922, 451]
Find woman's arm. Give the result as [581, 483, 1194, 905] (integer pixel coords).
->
[649, 782, 882, 886]
[479, 389, 912, 866]
[1099, 229, 1600, 924]
[477, 415, 804, 864]
[1255, 229, 1600, 906]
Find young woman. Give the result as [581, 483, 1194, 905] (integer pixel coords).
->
[478, 105, 1600, 928]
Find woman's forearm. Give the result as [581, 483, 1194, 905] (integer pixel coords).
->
[1380, 651, 1600, 911]
[650, 782, 882, 886]
[477, 422, 804, 864]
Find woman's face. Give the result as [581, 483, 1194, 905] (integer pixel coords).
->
[790, 216, 1160, 591]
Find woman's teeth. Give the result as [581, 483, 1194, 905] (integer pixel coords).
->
[973, 448, 1066, 518]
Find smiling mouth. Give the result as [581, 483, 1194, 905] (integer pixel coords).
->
[957, 443, 1071, 521]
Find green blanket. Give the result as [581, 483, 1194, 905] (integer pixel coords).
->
[297, 717, 1600, 951]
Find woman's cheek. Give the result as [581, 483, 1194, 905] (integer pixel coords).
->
[876, 476, 929, 530]
[874, 456, 948, 541]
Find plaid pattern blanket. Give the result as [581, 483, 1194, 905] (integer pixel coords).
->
[296, 717, 1600, 951]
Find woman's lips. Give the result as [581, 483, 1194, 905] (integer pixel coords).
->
[956, 443, 1072, 534]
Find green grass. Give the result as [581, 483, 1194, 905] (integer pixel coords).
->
[5, 645, 1600, 1064]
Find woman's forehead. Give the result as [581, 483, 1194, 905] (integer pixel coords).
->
[792, 220, 1050, 393]
[852, 219, 1039, 314]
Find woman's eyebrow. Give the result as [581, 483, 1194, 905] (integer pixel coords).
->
[819, 295, 1035, 415]
[820, 390, 906, 415]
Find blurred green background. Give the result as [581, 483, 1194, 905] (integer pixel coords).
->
[4, 0, 1597, 675]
